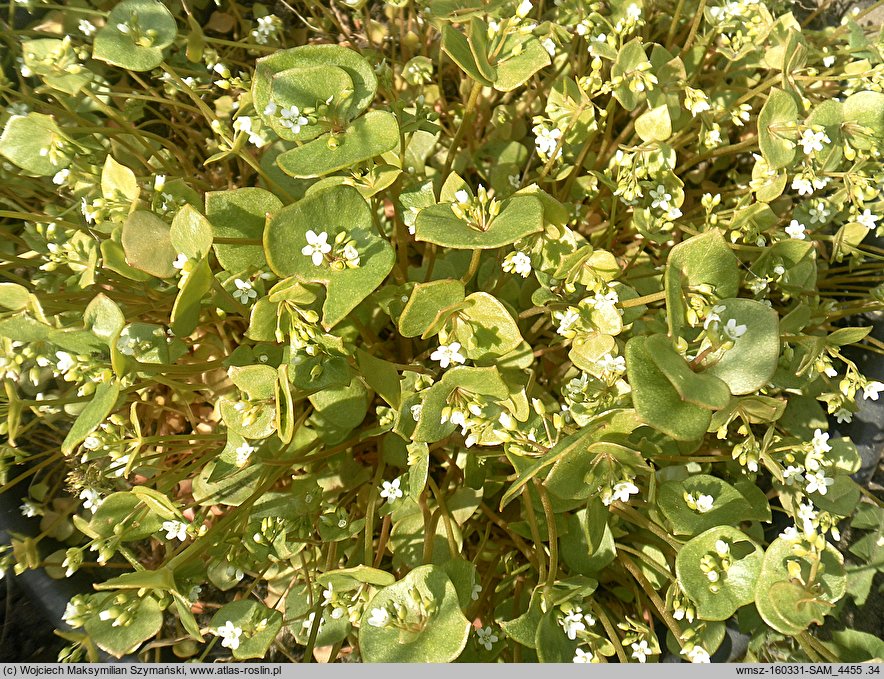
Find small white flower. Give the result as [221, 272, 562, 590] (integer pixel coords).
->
[684, 646, 711, 663]
[20, 500, 38, 518]
[476, 626, 499, 650]
[791, 176, 814, 196]
[83, 435, 101, 450]
[116, 22, 130, 34]
[77, 19, 96, 36]
[856, 209, 879, 230]
[808, 201, 831, 224]
[516, 0, 533, 17]
[649, 184, 672, 210]
[834, 408, 853, 424]
[805, 470, 834, 496]
[797, 501, 818, 523]
[610, 480, 639, 504]
[573, 648, 594, 663]
[631, 640, 651, 663]
[216, 620, 243, 650]
[722, 318, 747, 340]
[172, 253, 189, 270]
[799, 129, 830, 155]
[56, 350, 76, 373]
[783, 465, 803, 486]
[233, 116, 253, 134]
[279, 105, 309, 133]
[263, 101, 278, 117]
[379, 477, 404, 503]
[79, 488, 103, 513]
[554, 308, 581, 336]
[235, 441, 255, 467]
[534, 125, 563, 160]
[811, 428, 832, 454]
[430, 342, 466, 369]
[780, 525, 800, 542]
[367, 607, 390, 628]
[410, 404, 423, 422]
[626, 2, 642, 19]
[502, 251, 532, 277]
[162, 520, 189, 542]
[52, 168, 70, 185]
[301, 230, 331, 266]
[232, 278, 257, 304]
[542, 37, 556, 56]
[785, 220, 806, 239]
[454, 189, 470, 205]
[695, 493, 714, 513]
[560, 610, 587, 640]
[471, 582, 482, 601]
[862, 381, 883, 401]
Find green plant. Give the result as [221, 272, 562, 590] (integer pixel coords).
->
[1, 0, 883, 664]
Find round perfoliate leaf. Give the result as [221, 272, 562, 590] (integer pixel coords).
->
[264, 184, 395, 329]
[675, 526, 763, 621]
[92, 0, 177, 72]
[702, 298, 780, 395]
[253, 44, 378, 125]
[358, 565, 470, 663]
[121, 211, 177, 279]
[85, 595, 163, 658]
[415, 195, 544, 250]
[0, 113, 69, 176]
[209, 600, 283, 660]
[276, 111, 400, 179]
[205, 187, 281, 274]
[758, 88, 799, 170]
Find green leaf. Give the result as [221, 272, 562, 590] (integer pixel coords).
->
[309, 378, 370, 443]
[0, 283, 31, 311]
[664, 230, 740, 338]
[399, 279, 465, 338]
[657, 475, 761, 536]
[842, 91, 884, 150]
[94, 567, 176, 591]
[0, 113, 68, 176]
[276, 111, 400, 179]
[61, 381, 120, 455]
[675, 526, 763, 621]
[268, 65, 353, 142]
[85, 595, 163, 658]
[254, 44, 378, 125]
[101, 156, 139, 202]
[121, 211, 177, 279]
[170, 204, 214, 260]
[611, 39, 650, 111]
[359, 565, 470, 663]
[88, 491, 164, 541]
[645, 334, 731, 409]
[625, 336, 713, 441]
[264, 184, 395, 329]
[455, 292, 523, 361]
[84, 294, 125, 345]
[205, 188, 281, 274]
[703, 298, 780, 395]
[413, 366, 509, 443]
[92, 0, 177, 72]
[635, 104, 672, 142]
[170, 257, 213, 337]
[535, 610, 579, 662]
[209, 600, 284, 660]
[758, 88, 799, 170]
[755, 538, 846, 635]
[356, 349, 401, 409]
[415, 195, 544, 250]
[441, 25, 494, 86]
[493, 35, 551, 92]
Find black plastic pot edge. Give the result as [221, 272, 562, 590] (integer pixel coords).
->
[0, 479, 136, 663]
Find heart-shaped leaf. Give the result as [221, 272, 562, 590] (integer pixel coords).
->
[415, 195, 544, 250]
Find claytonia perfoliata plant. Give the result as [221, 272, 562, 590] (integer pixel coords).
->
[0, 0, 882, 666]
